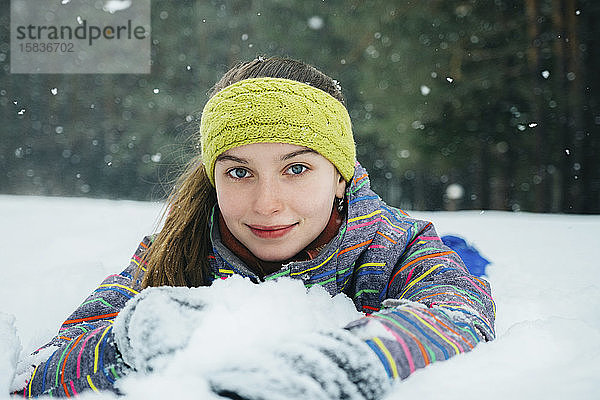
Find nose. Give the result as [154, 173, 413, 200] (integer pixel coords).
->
[252, 176, 282, 216]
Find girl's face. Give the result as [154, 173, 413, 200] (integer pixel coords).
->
[214, 142, 346, 262]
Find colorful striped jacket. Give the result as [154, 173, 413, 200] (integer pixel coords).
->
[20, 163, 495, 397]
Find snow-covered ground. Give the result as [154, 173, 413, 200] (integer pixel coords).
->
[1, 195, 599, 399]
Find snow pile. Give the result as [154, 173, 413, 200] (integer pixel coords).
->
[114, 277, 362, 398]
[1, 195, 599, 399]
[0, 313, 20, 396]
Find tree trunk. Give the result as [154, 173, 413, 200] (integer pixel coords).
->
[524, 0, 549, 212]
[564, 0, 585, 212]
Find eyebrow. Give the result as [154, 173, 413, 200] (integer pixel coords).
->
[215, 154, 248, 164]
[280, 149, 318, 161]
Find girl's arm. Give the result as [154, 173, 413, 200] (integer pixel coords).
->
[17, 237, 151, 398]
[346, 221, 495, 380]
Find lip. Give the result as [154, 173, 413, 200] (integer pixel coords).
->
[247, 223, 297, 239]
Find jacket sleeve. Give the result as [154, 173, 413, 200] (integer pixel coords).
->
[17, 237, 151, 398]
[345, 220, 495, 380]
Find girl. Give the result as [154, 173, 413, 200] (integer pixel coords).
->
[18, 57, 495, 399]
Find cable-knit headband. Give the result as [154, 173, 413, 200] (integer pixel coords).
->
[200, 77, 356, 186]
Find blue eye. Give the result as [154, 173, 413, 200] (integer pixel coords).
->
[228, 168, 249, 179]
[288, 164, 307, 175]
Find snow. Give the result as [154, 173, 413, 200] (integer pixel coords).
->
[307, 16, 324, 30]
[113, 278, 369, 399]
[102, 0, 132, 14]
[0, 313, 20, 396]
[1, 195, 599, 399]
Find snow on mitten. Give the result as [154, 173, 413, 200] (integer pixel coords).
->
[208, 328, 391, 400]
[113, 286, 206, 372]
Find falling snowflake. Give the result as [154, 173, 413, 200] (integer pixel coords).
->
[307, 16, 324, 30]
[103, 0, 132, 14]
[151, 153, 162, 162]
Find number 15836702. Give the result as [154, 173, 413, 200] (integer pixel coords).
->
[19, 42, 74, 53]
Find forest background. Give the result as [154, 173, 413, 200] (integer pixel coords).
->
[1, 0, 598, 213]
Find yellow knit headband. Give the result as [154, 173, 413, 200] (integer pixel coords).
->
[200, 77, 356, 186]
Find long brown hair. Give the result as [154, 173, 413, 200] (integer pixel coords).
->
[140, 57, 346, 288]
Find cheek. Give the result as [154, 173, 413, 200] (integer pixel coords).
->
[289, 182, 334, 217]
[215, 184, 243, 220]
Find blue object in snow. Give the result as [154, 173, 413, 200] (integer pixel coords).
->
[441, 235, 490, 277]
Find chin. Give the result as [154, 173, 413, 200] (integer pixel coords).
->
[255, 254, 290, 263]
[253, 248, 297, 262]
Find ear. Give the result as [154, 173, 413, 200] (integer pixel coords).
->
[335, 172, 346, 199]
